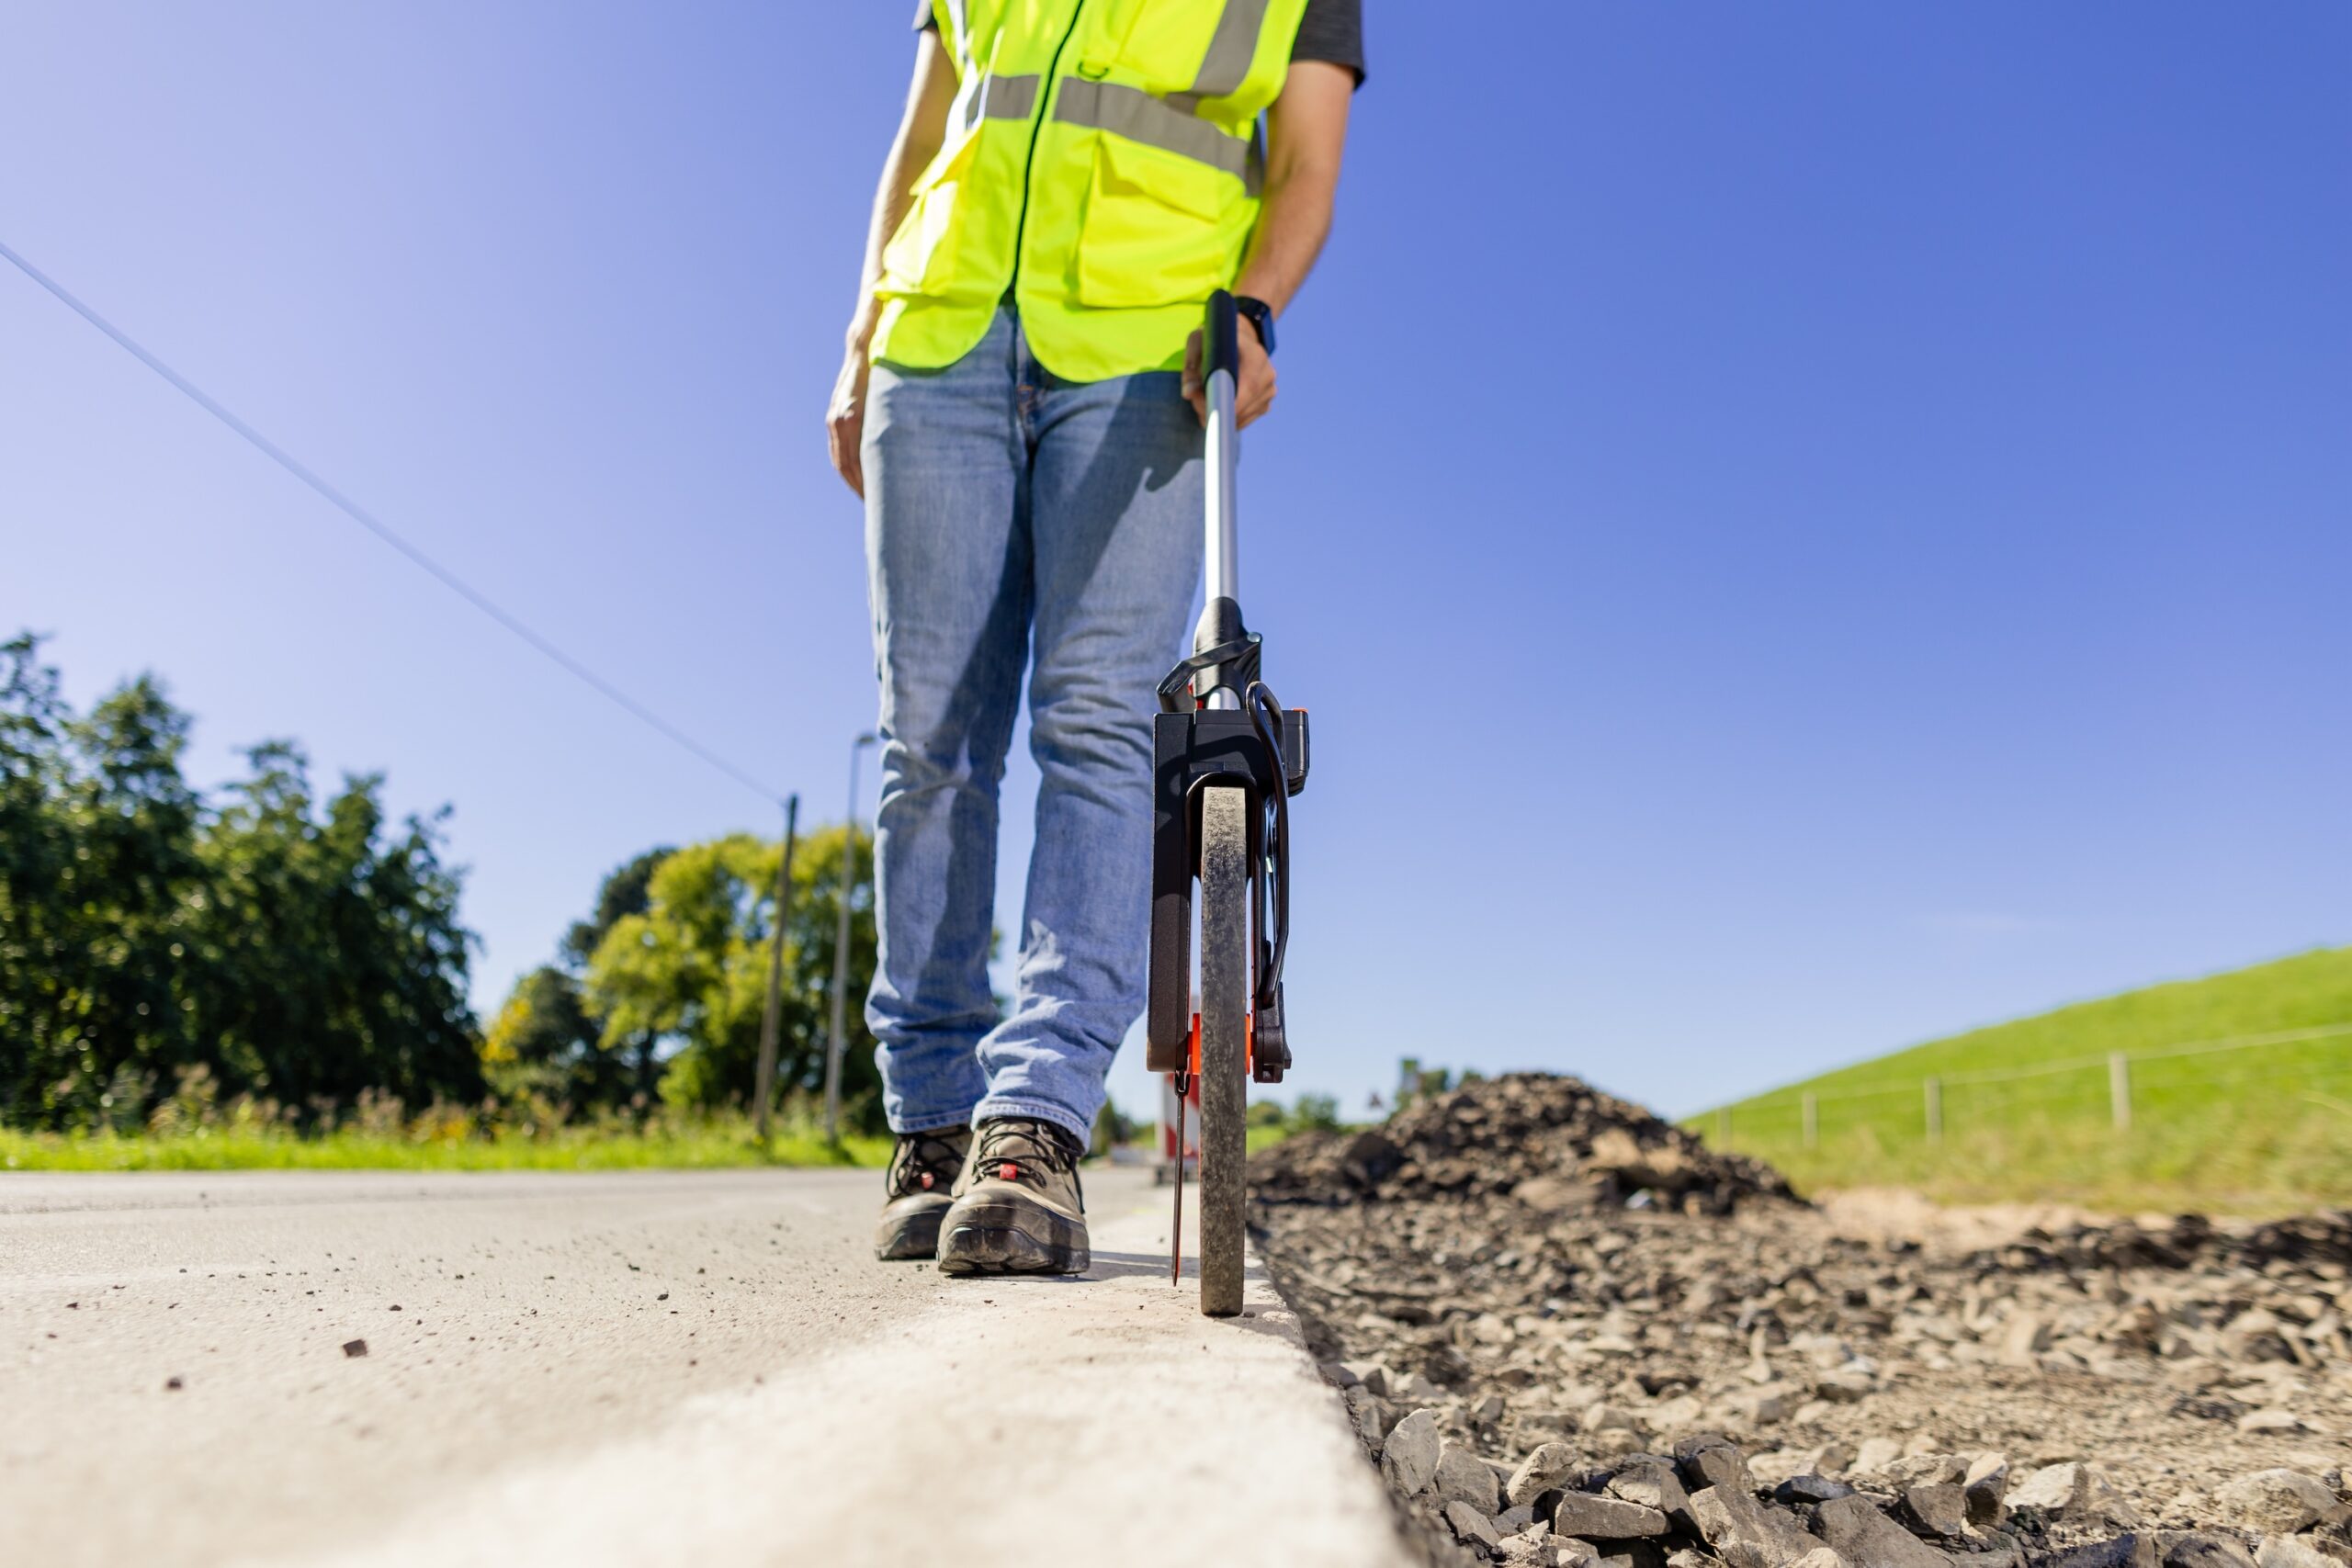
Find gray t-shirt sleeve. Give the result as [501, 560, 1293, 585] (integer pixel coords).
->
[1292, 0, 1366, 86]
[916, 1, 1363, 87]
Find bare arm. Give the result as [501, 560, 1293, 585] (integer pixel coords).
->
[1184, 60, 1354, 427]
[828, 31, 957, 499]
[1237, 61, 1353, 317]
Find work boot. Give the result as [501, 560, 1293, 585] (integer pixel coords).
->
[874, 1126, 972, 1261]
[934, 1117, 1089, 1277]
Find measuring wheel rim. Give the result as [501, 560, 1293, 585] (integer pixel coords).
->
[1196, 784, 1251, 1317]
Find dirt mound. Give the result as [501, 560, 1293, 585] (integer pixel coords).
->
[1250, 1072, 1796, 1214]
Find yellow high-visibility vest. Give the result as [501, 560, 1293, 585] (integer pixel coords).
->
[871, 0, 1308, 384]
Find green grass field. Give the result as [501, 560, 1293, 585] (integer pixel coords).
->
[0, 1116, 891, 1173]
[1688, 945, 2352, 1213]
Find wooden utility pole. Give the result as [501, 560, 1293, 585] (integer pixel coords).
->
[753, 794, 799, 1145]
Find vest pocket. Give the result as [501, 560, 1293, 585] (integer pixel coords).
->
[879, 134, 980, 296]
[879, 183, 960, 295]
[1074, 133, 1240, 310]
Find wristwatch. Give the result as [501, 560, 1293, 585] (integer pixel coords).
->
[1233, 295, 1276, 356]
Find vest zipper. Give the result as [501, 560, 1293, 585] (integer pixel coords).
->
[1008, 0, 1090, 297]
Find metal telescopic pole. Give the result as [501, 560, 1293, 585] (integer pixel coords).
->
[753, 793, 799, 1145]
[823, 733, 876, 1145]
[1202, 355, 1242, 712]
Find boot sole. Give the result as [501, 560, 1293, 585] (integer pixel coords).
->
[935, 1199, 1089, 1277]
[873, 1199, 951, 1261]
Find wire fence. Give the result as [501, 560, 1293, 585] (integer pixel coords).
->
[1704, 1021, 2352, 1150]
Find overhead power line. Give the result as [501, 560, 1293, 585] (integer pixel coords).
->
[0, 237, 785, 806]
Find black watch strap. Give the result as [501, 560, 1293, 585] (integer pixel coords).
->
[1233, 295, 1276, 356]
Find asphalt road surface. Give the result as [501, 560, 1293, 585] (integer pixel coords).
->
[1, 1165, 1410, 1568]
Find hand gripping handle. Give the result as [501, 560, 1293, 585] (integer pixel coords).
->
[1203, 288, 1241, 387]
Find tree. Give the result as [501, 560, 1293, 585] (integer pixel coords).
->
[0, 649, 212, 1123]
[192, 745, 481, 1111]
[582, 825, 878, 1128]
[0, 634, 96, 1122]
[481, 964, 630, 1110]
[1394, 1056, 1454, 1112]
[561, 847, 673, 969]
[552, 846, 675, 1105]
[1091, 1093, 1145, 1154]
[0, 634, 483, 1128]
[1289, 1092, 1342, 1133]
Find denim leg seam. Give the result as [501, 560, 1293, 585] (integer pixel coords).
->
[971, 1094, 1093, 1147]
[892, 1108, 979, 1135]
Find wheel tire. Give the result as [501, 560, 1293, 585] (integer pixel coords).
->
[1197, 784, 1251, 1318]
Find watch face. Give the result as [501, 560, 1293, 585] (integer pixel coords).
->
[1239, 299, 1274, 355]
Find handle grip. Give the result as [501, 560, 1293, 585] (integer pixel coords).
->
[1203, 289, 1240, 385]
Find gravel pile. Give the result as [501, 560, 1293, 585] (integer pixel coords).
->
[1247, 1075, 2352, 1568]
[1252, 1073, 1795, 1213]
[1970, 1213, 2352, 1279]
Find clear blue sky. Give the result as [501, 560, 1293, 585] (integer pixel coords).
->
[6, 3, 2346, 1123]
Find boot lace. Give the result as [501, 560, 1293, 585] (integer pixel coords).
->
[888, 1130, 967, 1199]
[972, 1118, 1085, 1206]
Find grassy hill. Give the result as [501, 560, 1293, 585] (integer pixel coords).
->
[1690, 946, 2352, 1213]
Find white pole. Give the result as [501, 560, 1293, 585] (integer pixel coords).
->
[1204, 367, 1239, 607]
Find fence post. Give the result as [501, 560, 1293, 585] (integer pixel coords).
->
[2109, 1052, 2132, 1133]
[1803, 1091, 1818, 1149]
[1925, 1077, 1943, 1145]
[1717, 1107, 1731, 1146]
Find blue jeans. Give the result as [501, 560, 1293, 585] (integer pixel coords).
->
[861, 306, 1203, 1146]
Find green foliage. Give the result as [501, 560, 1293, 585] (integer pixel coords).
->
[0, 635, 481, 1130]
[482, 964, 634, 1110]
[561, 846, 672, 969]
[1243, 1089, 1350, 1150]
[0, 1086, 888, 1172]
[579, 826, 879, 1130]
[1288, 1091, 1342, 1133]
[545, 848, 678, 1107]
[1091, 1094, 1145, 1155]
[1392, 1056, 1458, 1111]
[1691, 946, 2352, 1212]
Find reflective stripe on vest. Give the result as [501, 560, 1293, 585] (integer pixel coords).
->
[1051, 78, 1251, 183]
[963, 72, 1042, 129]
[1183, 0, 1274, 99]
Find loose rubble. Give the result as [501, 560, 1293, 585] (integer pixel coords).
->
[1249, 1075, 2352, 1568]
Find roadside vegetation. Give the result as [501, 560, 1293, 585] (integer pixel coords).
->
[1244, 1091, 1346, 1153]
[0, 1103, 890, 1172]
[1691, 946, 2352, 1212]
[1, 635, 885, 1168]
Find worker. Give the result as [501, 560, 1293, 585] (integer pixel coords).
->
[827, 0, 1361, 1276]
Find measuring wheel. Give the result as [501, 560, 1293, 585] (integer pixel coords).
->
[1145, 291, 1314, 1317]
